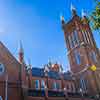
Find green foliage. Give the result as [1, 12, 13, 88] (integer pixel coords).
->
[90, 0, 100, 33]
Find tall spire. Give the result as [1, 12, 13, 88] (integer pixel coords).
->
[70, 3, 77, 16]
[28, 59, 32, 69]
[19, 41, 24, 63]
[19, 40, 24, 53]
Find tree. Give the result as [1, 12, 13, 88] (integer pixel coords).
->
[90, 0, 100, 34]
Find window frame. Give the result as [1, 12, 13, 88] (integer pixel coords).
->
[90, 51, 97, 63]
[35, 80, 40, 90]
[74, 50, 81, 65]
[41, 80, 45, 90]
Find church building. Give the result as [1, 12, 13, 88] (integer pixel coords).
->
[61, 4, 100, 97]
[0, 4, 99, 100]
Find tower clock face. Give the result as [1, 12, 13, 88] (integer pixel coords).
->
[0, 63, 5, 75]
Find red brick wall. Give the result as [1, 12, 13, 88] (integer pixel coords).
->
[0, 42, 24, 100]
[30, 75, 76, 94]
[62, 15, 100, 96]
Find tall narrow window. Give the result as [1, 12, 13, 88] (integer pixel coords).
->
[56, 83, 60, 90]
[82, 30, 90, 44]
[71, 32, 75, 46]
[82, 30, 89, 44]
[82, 30, 87, 43]
[41, 80, 45, 90]
[52, 82, 57, 90]
[85, 31, 90, 44]
[35, 80, 40, 89]
[71, 84, 74, 92]
[73, 30, 79, 44]
[80, 78, 87, 92]
[32, 80, 35, 88]
[87, 31, 94, 46]
[68, 31, 79, 49]
[71, 33, 75, 47]
[65, 35, 68, 44]
[83, 79, 87, 91]
[80, 78, 84, 90]
[74, 51, 81, 65]
[66, 36, 70, 49]
[67, 84, 69, 90]
[90, 51, 97, 63]
[68, 35, 73, 48]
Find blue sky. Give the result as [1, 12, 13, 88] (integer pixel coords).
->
[0, 0, 99, 71]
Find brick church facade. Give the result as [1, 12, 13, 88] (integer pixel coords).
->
[61, 5, 100, 97]
[0, 5, 100, 100]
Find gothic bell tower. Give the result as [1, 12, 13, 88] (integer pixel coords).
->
[61, 5, 100, 96]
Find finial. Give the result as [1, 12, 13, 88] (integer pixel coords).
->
[28, 59, 32, 69]
[70, 3, 77, 16]
[48, 58, 52, 67]
[82, 9, 87, 17]
[60, 64, 63, 72]
[81, 9, 89, 24]
[60, 15, 64, 21]
[48, 57, 51, 63]
[70, 3, 76, 11]
[60, 14, 65, 24]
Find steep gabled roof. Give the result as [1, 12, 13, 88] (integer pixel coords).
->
[0, 41, 21, 81]
[0, 41, 20, 65]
